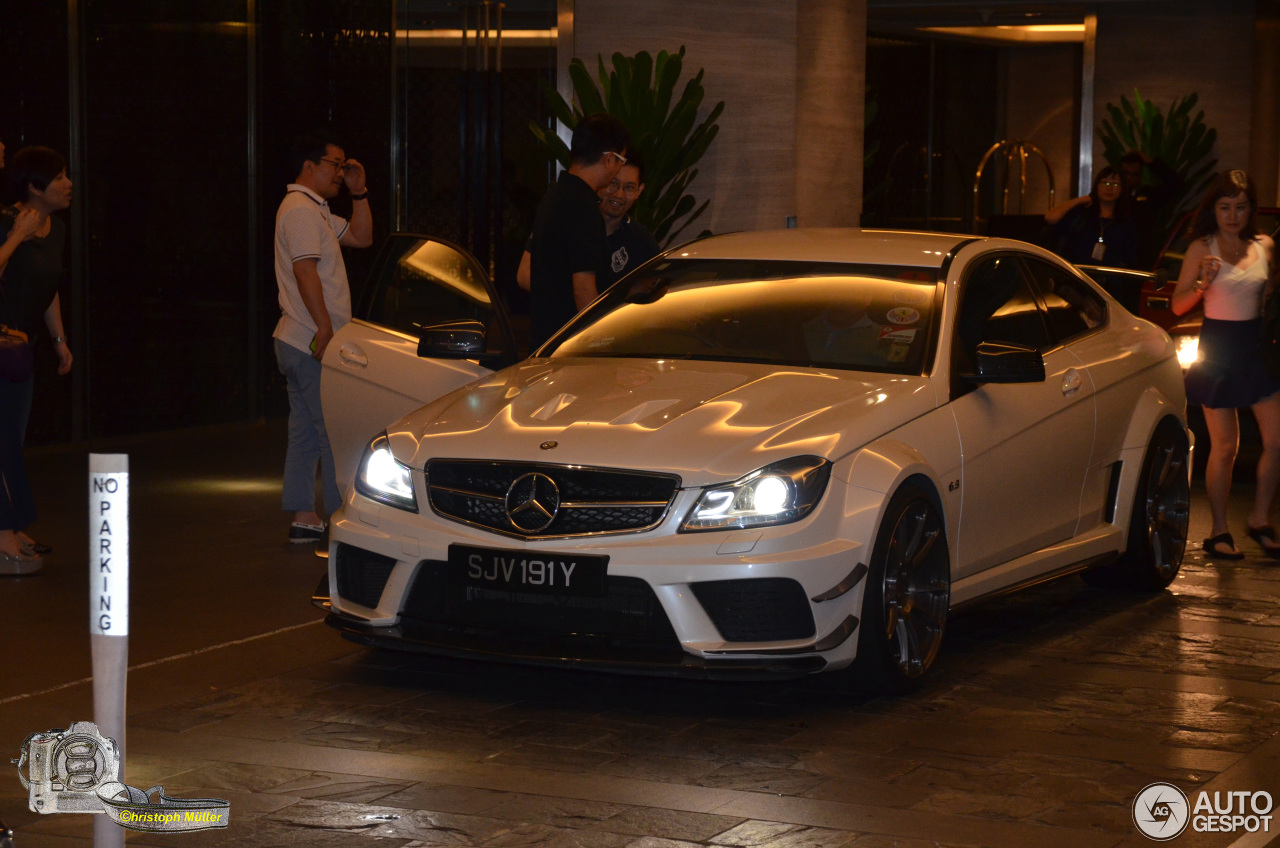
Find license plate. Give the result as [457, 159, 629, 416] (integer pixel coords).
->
[449, 544, 608, 598]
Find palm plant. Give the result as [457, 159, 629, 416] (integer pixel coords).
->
[1098, 90, 1218, 237]
[529, 47, 723, 246]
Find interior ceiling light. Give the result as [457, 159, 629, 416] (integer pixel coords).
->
[920, 23, 1085, 43]
[396, 28, 557, 47]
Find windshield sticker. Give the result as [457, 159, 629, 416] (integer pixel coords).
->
[893, 289, 929, 304]
[887, 344, 910, 363]
[879, 327, 918, 344]
[886, 307, 920, 325]
[896, 270, 934, 282]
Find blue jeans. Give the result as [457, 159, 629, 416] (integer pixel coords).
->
[0, 376, 36, 532]
[275, 339, 341, 516]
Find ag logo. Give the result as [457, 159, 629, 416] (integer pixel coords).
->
[1133, 782, 1190, 840]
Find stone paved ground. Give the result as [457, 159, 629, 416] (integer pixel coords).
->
[2, 424, 1279, 848]
[7, 547, 1280, 848]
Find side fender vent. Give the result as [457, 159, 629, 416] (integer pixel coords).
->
[1105, 460, 1123, 523]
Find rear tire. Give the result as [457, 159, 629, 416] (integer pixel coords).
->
[856, 483, 950, 693]
[1085, 420, 1189, 590]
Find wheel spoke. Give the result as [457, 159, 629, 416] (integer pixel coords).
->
[896, 616, 922, 672]
[1153, 444, 1175, 489]
[884, 602, 900, 639]
[907, 526, 940, 571]
[901, 510, 927, 561]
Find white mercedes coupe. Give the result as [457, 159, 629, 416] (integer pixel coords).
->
[316, 228, 1191, 690]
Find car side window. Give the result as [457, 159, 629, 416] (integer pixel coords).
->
[364, 237, 498, 339]
[1021, 257, 1107, 343]
[955, 256, 1052, 364]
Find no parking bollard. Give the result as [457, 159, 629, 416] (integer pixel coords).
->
[89, 454, 128, 848]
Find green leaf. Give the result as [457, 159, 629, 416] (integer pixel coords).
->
[570, 60, 606, 116]
[537, 78, 578, 130]
[1097, 89, 1218, 243]
[530, 44, 722, 246]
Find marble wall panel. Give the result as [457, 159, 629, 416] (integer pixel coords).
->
[572, 1, 800, 237]
[796, 0, 866, 227]
[1094, 1, 1255, 187]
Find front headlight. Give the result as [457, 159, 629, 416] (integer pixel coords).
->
[680, 456, 831, 532]
[354, 433, 418, 512]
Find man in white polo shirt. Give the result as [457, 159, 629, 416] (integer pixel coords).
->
[273, 130, 373, 543]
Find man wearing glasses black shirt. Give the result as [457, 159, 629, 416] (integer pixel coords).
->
[596, 149, 661, 290]
[526, 113, 629, 349]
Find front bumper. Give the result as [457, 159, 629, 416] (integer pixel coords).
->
[320, 472, 884, 678]
[319, 601, 828, 680]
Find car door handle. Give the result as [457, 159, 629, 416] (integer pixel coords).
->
[338, 343, 368, 368]
[1062, 368, 1082, 396]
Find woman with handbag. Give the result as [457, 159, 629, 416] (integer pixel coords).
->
[1171, 169, 1279, 560]
[0, 146, 73, 573]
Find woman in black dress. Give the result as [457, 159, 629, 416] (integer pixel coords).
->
[1171, 170, 1279, 559]
[0, 146, 74, 573]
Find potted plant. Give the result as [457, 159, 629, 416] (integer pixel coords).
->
[530, 47, 724, 246]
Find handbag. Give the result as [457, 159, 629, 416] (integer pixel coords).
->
[0, 324, 33, 382]
[1262, 288, 1280, 379]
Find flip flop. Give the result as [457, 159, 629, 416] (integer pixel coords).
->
[1247, 525, 1280, 559]
[1204, 533, 1245, 560]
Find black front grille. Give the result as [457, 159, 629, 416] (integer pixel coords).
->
[692, 578, 816, 642]
[426, 460, 679, 539]
[334, 543, 398, 609]
[400, 560, 681, 655]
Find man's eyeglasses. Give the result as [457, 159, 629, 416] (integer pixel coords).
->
[605, 179, 640, 197]
[604, 151, 627, 166]
[318, 157, 347, 171]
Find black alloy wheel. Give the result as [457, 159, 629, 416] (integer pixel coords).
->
[857, 483, 950, 692]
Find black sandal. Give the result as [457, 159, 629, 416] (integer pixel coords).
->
[1204, 533, 1245, 560]
[1247, 525, 1280, 559]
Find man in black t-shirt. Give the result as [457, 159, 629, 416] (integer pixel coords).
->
[526, 113, 629, 349]
[597, 149, 661, 290]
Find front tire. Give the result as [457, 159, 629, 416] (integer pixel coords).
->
[856, 483, 950, 692]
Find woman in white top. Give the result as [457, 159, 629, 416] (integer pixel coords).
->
[1172, 170, 1279, 559]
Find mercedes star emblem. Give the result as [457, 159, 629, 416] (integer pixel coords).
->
[504, 472, 561, 533]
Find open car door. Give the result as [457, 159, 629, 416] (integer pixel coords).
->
[321, 234, 518, 493]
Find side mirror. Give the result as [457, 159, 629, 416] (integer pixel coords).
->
[962, 341, 1046, 384]
[417, 319, 487, 359]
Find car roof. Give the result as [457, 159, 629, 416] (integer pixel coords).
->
[671, 228, 976, 268]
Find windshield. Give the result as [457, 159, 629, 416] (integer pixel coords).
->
[547, 259, 939, 375]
